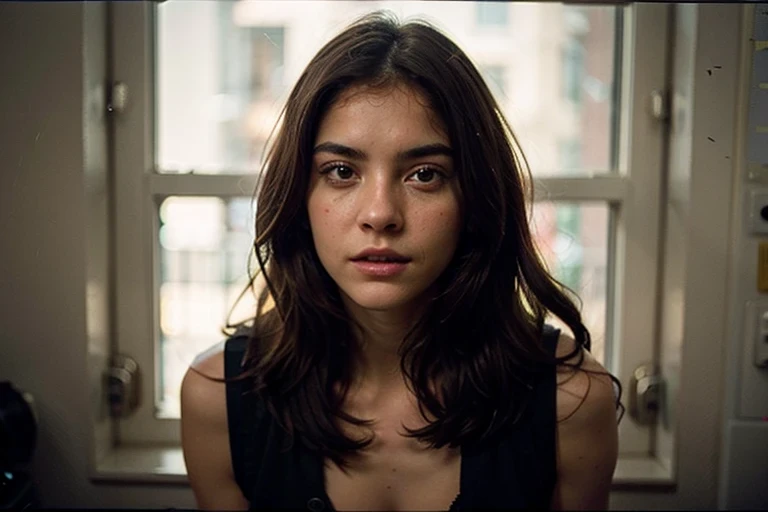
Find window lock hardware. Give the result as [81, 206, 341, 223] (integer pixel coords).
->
[650, 89, 669, 123]
[628, 364, 663, 426]
[106, 354, 140, 418]
[106, 81, 128, 115]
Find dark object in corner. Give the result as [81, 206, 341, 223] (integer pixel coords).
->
[0, 381, 39, 509]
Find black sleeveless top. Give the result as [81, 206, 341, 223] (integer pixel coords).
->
[225, 326, 560, 511]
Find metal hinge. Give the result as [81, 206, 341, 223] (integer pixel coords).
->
[106, 81, 128, 115]
[628, 364, 663, 426]
[650, 89, 670, 123]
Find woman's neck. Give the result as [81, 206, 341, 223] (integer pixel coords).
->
[342, 297, 424, 391]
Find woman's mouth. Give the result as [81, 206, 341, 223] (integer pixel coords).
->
[350, 250, 411, 277]
[350, 258, 409, 277]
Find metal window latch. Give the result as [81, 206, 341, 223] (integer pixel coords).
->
[628, 364, 663, 426]
[106, 82, 128, 115]
[106, 355, 140, 418]
[650, 89, 669, 123]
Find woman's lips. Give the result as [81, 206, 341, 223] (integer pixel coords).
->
[350, 259, 409, 277]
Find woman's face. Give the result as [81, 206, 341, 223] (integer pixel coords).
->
[307, 83, 462, 316]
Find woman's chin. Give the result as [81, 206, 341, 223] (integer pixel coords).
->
[340, 289, 426, 316]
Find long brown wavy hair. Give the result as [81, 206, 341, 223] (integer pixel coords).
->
[231, 11, 620, 467]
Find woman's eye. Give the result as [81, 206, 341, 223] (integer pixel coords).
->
[322, 164, 356, 181]
[334, 166, 355, 180]
[409, 167, 442, 184]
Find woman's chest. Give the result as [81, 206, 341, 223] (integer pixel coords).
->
[324, 433, 461, 511]
[324, 400, 461, 512]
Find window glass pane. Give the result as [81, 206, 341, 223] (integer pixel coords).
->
[156, 1, 618, 175]
[156, 196, 256, 417]
[530, 202, 610, 364]
[155, 197, 610, 418]
[475, 2, 508, 26]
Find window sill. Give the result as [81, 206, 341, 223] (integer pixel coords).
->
[612, 455, 676, 491]
[91, 445, 676, 490]
[92, 445, 188, 485]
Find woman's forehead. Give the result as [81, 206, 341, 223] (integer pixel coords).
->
[319, 81, 449, 142]
[333, 81, 425, 106]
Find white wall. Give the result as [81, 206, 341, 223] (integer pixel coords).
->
[0, 1, 761, 509]
[719, 4, 768, 510]
[0, 2, 194, 507]
[612, 4, 765, 509]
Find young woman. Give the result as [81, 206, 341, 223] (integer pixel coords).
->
[181, 11, 621, 511]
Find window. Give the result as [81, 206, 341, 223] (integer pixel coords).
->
[480, 65, 506, 99]
[110, 1, 669, 457]
[562, 39, 585, 105]
[157, 196, 255, 418]
[475, 2, 509, 27]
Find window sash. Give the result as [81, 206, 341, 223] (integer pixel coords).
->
[110, 1, 669, 454]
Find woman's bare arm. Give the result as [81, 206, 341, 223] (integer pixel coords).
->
[180, 350, 250, 510]
[550, 334, 619, 510]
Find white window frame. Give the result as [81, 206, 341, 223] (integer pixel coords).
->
[110, 0, 669, 460]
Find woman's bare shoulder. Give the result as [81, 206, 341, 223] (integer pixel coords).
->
[550, 331, 619, 510]
[190, 340, 227, 377]
[181, 344, 227, 441]
[181, 343, 249, 510]
[553, 332, 616, 423]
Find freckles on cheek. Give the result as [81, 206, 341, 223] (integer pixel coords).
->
[315, 206, 336, 240]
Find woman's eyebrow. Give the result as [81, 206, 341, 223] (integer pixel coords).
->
[399, 143, 453, 161]
[313, 142, 366, 160]
[313, 142, 453, 161]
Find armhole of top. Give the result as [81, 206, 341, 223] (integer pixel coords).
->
[538, 324, 561, 506]
[224, 335, 248, 498]
[542, 324, 560, 358]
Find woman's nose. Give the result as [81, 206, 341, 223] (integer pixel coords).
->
[356, 178, 404, 233]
